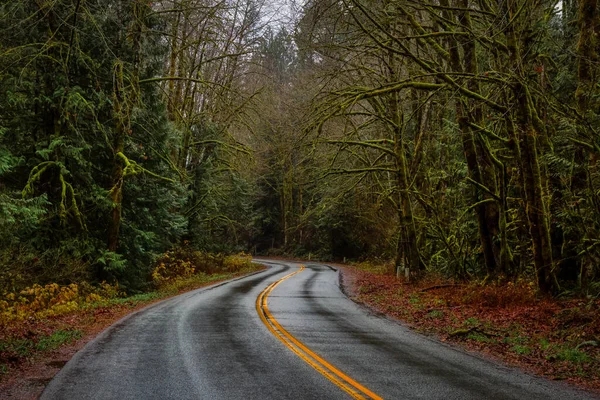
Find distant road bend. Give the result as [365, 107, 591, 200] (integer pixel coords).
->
[42, 260, 598, 400]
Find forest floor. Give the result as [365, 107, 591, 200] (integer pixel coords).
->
[336, 263, 600, 393]
[0, 265, 265, 400]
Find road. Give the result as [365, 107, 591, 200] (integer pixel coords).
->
[41, 260, 598, 399]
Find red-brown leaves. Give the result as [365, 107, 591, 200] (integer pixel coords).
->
[339, 265, 600, 392]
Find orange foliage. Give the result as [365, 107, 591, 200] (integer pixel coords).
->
[151, 248, 253, 287]
[0, 282, 122, 325]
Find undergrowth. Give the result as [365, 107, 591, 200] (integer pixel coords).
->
[151, 249, 254, 289]
[350, 260, 395, 275]
[0, 249, 262, 379]
[0, 282, 123, 325]
[348, 264, 600, 390]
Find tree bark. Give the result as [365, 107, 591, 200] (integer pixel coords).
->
[386, 51, 420, 276]
[107, 1, 144, 252]
[443, 0, 502, 276]
[506, 0, 559, 294]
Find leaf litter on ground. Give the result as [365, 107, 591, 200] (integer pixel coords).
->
[337, 263, 600, 393]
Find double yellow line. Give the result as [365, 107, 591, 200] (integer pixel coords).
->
[255, 266, 382, 400]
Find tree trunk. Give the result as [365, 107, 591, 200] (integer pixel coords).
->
[107, 1, 144, 253]
[107, 131, 124, 252]
[506, 0, 559, 294]
[167, 11, 181, 120]
[575, 0, 600, 288]
[443, 1, 502, 276]
[576, 0, 599, 112]
[384, 48, 420, 276]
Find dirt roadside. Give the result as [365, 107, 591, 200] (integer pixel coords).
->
[0, 267, 266, 400]
[335, 264, 600, 394]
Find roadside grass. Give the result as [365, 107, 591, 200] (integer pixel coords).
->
[86, 291, 165, 308]
[350, 260, 395, 275]
[551, 347, 592, 363]
[427, 309, 444, 319]
[0, 338, 34, 358]
[35, 330, 83, 352]
[346, 266, 600, 391]
[0, 255, 265, 380]
[467, 332, 496, 344]
[0, 328, 83, 367]
[511, 344, 532, 355]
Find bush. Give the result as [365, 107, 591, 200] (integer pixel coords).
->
[0, 244, 92, 294]
[223, 253, 253, 272]
[151, 247, 254, 287]
[0, 281, 122, 324]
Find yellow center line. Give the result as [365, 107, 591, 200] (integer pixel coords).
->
[255, 265, 383, 400]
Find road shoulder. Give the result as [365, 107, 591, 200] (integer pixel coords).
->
[335, 264, 600, 395]
[0, 266, 267, 400]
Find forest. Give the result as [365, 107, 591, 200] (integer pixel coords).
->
[1, 0, 600, 298]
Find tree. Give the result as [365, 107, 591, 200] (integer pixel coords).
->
[0, 0, 185, 289]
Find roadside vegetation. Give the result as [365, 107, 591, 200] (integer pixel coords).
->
[342, 262, 600, 391]
[0, 251, 260, 380]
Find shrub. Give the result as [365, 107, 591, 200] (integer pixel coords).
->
[151, 257, 196, 287]
[151, 248, 254, 287]
[223, 253, 253, 272]
[0, 281, 122, 324]
[0, 244, 92, 295]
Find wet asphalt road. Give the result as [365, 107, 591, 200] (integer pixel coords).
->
[41, 260, 598, 399]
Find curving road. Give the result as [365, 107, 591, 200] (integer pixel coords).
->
[41, 261, 598, 400]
